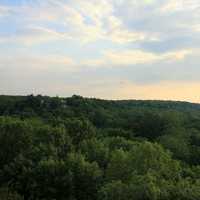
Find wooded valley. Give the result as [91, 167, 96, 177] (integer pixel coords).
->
[1, 95, 200, 200]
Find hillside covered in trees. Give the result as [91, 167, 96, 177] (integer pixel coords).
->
[1, 95, 200, 200]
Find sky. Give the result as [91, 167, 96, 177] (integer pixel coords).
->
[0, 0, 200, 102]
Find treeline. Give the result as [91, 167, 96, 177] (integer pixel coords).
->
[1, 95, 200, 200]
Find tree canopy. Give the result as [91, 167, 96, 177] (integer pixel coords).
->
[1, 95, 200, 200]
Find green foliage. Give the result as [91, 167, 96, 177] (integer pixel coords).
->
[130, 142, 181, 179]
[0, 187, 23, 200]
[0, 117, 32, 167]
[98, 181, 130, 200]
[64, 118, 96, 146]
[80, 138, 109, 168]
[32, 158, 73, 200]
[0, 95, 200, 199]
[67, 153, 102, 200]
[106, 149, 132, 182]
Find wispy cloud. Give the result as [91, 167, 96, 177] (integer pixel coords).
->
[82, 48, 193, 67]
[160, 0, 200, 13]
[0, 0, 159, 45]
[0, 6, 11, 18]
[0, 0, 200, 101]
[0, 54, 77, 72]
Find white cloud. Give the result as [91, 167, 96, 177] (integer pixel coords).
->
[160, 0, 200, 13]
[0, 26, 71, 46]
[0, 54, 77, 72]
[82, 48, 193, 67]
[0, 0, 159, 45]
[1, 0, 200, 102]
[0, 6, 12, 18]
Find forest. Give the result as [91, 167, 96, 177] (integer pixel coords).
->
[1, 94, 200, 200]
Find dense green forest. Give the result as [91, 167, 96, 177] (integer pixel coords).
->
[1, 94, 200, 200]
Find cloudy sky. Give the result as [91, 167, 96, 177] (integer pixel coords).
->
[0, 0, 200, 102]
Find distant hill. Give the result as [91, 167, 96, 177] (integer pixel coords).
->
[1, 94, 200, 114]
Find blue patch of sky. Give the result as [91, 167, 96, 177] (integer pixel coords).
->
[83, 16, 96, 26]
[0, 0, 26, 6]
[139, 36, 200, 53]
[0, 19, 19, 36]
